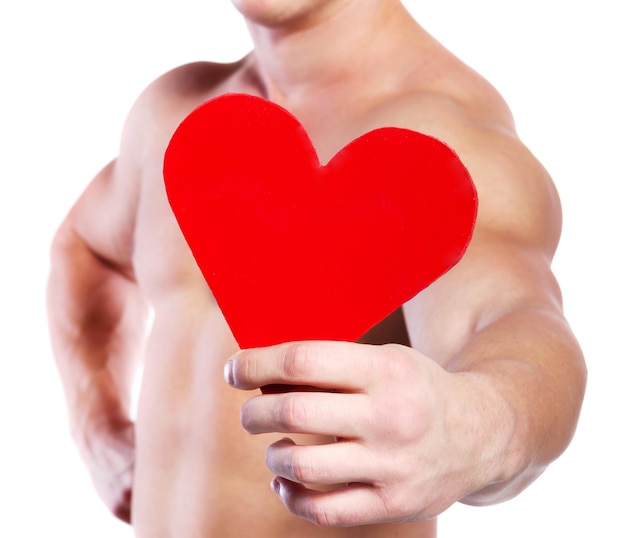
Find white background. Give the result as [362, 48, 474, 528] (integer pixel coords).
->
[1, 1, 624, 536]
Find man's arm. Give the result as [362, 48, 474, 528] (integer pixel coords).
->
[401, 128, 586, 504]
[404, 234, 585, 506]
[224, 125, 586, 526]
[47, 158, 147, 523]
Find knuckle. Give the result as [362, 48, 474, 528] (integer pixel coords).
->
[288, 451, 313, 483]
[378, 487, 412, 521]
[277, 394, 307, 430]
[308, 502, 337, 527]
[282, 341, 315, 381]
[239, 353, 258, 385]
[286, 449, 330, 484]
[382, 343, 416, 379]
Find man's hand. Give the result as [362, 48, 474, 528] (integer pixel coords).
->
[225, 341, 511, 527]
[77, 419, 135, 524]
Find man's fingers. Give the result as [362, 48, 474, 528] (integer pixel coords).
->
[226, 340, 392, 391]
[241, 391, 370, 436]
[266, 438, 378, 485]
[271, 478, 399, 527]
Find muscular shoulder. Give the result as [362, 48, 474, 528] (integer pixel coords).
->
[67, 61, 245, 274]
[119, 60, 245, 161]
[393, 59, 564, 356]
[376, 67, 561, 256]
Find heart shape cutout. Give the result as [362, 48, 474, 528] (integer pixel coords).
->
[164, 94, 477, 348]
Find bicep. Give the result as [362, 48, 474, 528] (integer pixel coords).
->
[49, 156, 142, 339]
[403, 134, 565, 365]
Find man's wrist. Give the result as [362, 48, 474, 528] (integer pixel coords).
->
[450, 370, 529, 503]
[69, 376, 132, 449]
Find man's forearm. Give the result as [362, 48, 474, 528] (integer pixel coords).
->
[47, 221, 147, 435]
[449, 306, 586, 505]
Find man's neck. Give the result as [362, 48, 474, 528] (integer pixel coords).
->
[242, 0, 425, 107]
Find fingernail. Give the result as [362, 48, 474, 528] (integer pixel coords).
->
[224, 360, 234, 386]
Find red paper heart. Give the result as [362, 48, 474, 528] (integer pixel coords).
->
[164, 94, 477, 348]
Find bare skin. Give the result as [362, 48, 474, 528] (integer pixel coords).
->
[47, 1, 586, 536]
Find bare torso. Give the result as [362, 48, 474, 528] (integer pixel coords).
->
[47, 1, 586, 533]
[123, 40, 516, 535]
